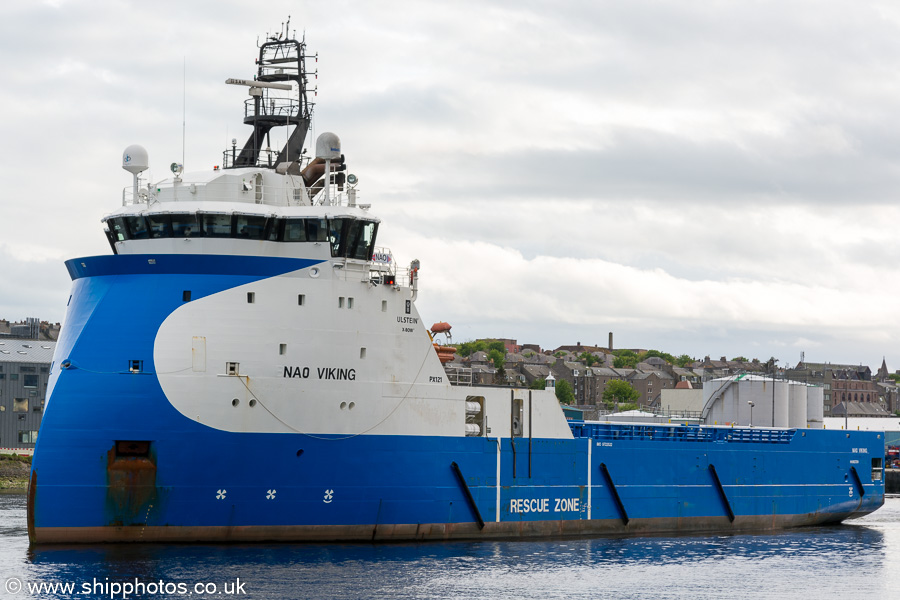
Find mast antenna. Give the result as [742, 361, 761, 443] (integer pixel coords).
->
[182, 57, 186, 169]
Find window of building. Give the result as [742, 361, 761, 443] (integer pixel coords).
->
[13, 399, 26, 412]
[17, 431, 38, 444]
[23, 374, 38, 388]
[20, 366, 35, 372]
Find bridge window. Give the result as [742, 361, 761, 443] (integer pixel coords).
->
[345, 220, 378, 260]
[202, 213, 233, 237]
[235, 214, 268, 239]
[307, 218, 328, 242]
[322, 218, 378, 259]
[125, 215, 150, 239]
[171, 213, 202, 237]
[109, 218, 129, 241]
[105, 212, 377, 255]
[147, 214, 173, 238]
[282, 218, 308, 242]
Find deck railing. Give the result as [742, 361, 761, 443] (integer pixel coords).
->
[570, 422, 797, 445]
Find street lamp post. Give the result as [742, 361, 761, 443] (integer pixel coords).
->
[748, 400, 755, 428]
[771, 359, 778, 427]
[845, 399, 848, 431]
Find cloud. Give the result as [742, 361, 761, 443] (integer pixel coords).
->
[3, 0, 900, 369]
[0, 246, 71, 323]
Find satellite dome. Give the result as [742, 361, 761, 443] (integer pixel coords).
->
[315, 132, 341, 160]
[122, 144, 149, 174]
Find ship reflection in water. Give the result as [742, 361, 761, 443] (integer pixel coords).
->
[3, 494, 898, 599]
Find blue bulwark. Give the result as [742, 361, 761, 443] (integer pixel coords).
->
[65, 254, 322, 280]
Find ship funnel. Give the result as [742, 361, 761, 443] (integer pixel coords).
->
[122, 144, 149, 174]
[315, 132, 341, 160]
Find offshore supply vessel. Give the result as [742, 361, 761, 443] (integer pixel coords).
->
[28, 25, 885, 544]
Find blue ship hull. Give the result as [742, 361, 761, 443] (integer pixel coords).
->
[28, 255, 886, 543]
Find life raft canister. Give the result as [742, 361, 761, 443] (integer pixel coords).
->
[431, 322, 451, 334]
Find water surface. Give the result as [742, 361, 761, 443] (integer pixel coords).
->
[2, 494, 898, 599]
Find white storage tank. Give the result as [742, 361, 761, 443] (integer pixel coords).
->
[788, 382, 807, 428]
[701, 374, 811, 428]
[806, 385, 824, 429]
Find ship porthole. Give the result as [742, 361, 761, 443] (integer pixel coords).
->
[309, 267, 320, 278]
[232, 398, 239, 407]
[348, 402, 355, 410]
[340, 401, 347, 410]
[249, 399, 257, 407]
[296, 449, 304, 457]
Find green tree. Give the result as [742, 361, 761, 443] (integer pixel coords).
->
[455, 340, 482, 357]
[579, 352, 599, 367]
[529, 378, 546, 390]
[455, 339, 506, 358]
[602, 380, 640, 410]
[731, 356, 748, 362]
[487, 340, 506, 354]
[488, 349, 505, 371]
[674, 354, 695, 368]
[644, 349, 676, 364]
[555, 379, 575, 404]
[612, 349, 640, 369]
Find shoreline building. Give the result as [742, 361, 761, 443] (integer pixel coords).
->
[0, 334, 55, 452]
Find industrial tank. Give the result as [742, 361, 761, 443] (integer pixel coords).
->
[806, 385, 825, 429]
[788, 382, 807, 428]
[702, 375, 821, 428]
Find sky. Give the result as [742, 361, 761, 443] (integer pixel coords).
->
[2, 0, 900, 369]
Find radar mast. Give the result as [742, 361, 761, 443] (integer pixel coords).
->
[225, 17, 315, 169]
